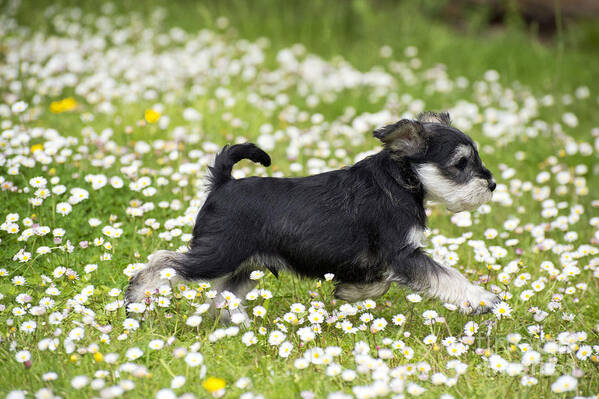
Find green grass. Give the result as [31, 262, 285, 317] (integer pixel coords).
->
[1, 1, 598, 398]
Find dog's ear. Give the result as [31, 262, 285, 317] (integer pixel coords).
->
[373, 119, 425, 156]
[417, 111, 451, 126]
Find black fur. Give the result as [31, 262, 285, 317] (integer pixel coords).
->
[207, 143, 271, 190]
[181, 148, 426, 284]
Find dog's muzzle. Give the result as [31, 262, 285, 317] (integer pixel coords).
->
[446, 179, 494, 213]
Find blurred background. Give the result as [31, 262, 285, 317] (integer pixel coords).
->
[4, 0, 597, 181]
[6, 0, 599, 93]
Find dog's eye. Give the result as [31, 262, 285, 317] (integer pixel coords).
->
[455, 157, 468, 170]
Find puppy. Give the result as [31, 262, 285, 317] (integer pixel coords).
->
[126, 112, 499, 322]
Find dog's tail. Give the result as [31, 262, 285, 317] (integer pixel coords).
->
[207, 143, 271, 190]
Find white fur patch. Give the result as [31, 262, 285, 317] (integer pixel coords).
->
[416, 163, 492, 212]
[426, 265, 498, 313]
[407, 225, 427, 248]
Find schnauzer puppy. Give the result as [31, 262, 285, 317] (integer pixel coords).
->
[126, 112, 499, 322]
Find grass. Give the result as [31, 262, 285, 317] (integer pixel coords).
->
[1, 1, 598, 398]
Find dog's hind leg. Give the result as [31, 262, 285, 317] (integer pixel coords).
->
[210, 268, 257, 326]
[126, 243, 250, 304]
[208, 254, 287, 325]
[125, 250, 189, 306]
[390, 250, 499, 314]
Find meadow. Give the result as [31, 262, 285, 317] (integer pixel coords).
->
[1, 0, 598, 398]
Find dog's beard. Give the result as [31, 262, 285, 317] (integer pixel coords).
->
[445, 179, 493, 212]
[445, 187, 492, 212]
[417, 164, 493, 213]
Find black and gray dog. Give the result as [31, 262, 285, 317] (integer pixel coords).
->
[126, 112, 499, 322]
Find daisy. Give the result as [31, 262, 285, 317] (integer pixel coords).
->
[15, 350, 31, 363]
[521, 376, 538, 386]
[492, 301, 512, 319]
[252, 306, 266, 318]
[370, 318, 387, 332]
[392, 314, 406, 325]
[551, 375, 577, 393]
[159, 268, 177, 280]
[406, 383, 426, 396]
[184, 352, 204, 367]
[423, 334, 437, 345]
[294, 358, 309, 369]
[341, 369, 357, 381]
[406, 293, 422, 303]
[126, 347, 144, 361]
[488, 354, 508, 372]
[11, 276, 26, 285]
[42, 372, 58, 381]
[249, 270, 264, 280]
[71, 376, 89, 389]
[20, 320, 37, 333]
[447, 343, 467, 357]
[56, 202, 72, 216]
[241, 332, 257, 346]
[278, 341, 293, 358]
[463, 321, 478, 336]
[268, 330, 286, 346]
[127, 302, 147, 314]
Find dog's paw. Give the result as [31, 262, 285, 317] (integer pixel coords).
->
[460, 285, 500, 315]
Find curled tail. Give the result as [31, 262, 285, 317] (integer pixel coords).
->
[207, 143, 271, 190]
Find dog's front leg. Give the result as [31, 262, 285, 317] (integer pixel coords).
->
[391, 250, 499, 314]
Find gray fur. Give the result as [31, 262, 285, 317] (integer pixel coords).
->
[125, 250, 185, 305]
[334, 281, 392, 302]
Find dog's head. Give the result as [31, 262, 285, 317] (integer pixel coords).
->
[374, 112, 495, 213]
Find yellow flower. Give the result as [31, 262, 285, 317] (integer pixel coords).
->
[30, 143, 44, 153]
[144, 109, 161, 123]
[50, 101, 63, 113]
[94, 352, 104, 362]
[50, 97, 77, 113]
[203, 377, 226, 393]
[61, 97, 77, 111]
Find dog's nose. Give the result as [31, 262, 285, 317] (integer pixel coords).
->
[488, 181, 496, 192]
